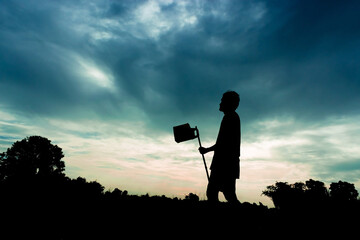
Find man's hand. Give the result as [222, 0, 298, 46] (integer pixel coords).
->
[198, 147, 209, 155]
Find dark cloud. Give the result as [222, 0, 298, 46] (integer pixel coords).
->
[1, 0, 360, 131]
[245, 0, 360, 119]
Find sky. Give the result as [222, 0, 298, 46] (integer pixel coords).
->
[1, 0, 360, 206]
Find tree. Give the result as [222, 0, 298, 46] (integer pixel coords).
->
[304, 179, 329, 203]
[185, 193, 199, 202]
[330, 181, 359, 202]
[263, 180, 330, 209]
[262, 182, 293, 209]
[0, 136, 65, 182]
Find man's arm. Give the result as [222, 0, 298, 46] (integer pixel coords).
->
[198, 144, 216, 155]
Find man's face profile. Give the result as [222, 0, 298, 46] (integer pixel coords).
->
[219, 97, 230, 113]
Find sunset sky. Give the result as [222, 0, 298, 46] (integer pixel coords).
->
[1, 0, 360, 206]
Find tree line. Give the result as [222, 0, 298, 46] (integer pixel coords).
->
[1, 136, 359, 238]
[0, 136, 200, 204]
[1, 136, 359, 206]
[262, 179, 359, 210]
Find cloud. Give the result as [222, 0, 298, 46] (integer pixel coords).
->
[2, 0, 359, 126]
[0, 108, 207, 196]
[243, 115, 360, 183]
[1, 0, 360, 204]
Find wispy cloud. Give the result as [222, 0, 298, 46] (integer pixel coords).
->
[1, 0, 360, 205]
[243, 115, 360, 183]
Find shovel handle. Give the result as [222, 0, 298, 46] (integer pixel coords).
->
[195, 127, 210, 182]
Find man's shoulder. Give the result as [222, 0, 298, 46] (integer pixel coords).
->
[224, 111, 239, 121]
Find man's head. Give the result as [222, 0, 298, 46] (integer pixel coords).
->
[219, 91, 240, 113]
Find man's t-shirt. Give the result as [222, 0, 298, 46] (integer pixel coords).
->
[210, 111, 241, 179]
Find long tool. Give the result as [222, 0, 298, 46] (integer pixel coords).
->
[195, 126, 210, 181]
[173, 123, 210, 182]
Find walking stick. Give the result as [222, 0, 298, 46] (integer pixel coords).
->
[195, 126, 210, 182]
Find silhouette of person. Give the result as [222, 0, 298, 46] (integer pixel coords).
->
[199, 91, 240, 204]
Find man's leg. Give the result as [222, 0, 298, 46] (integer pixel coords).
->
[206, 174, 219, 202]
[223, 178, 240, 204]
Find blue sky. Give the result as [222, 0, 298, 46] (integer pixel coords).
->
[1, 0, 360, 205]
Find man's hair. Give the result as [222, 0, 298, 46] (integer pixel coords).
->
[223, 91, 240, 111]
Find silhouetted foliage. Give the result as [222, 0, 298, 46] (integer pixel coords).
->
[185, 192, 200, 202]
[262, 181, 294, 209]
[263, 179, 359, 211]
[1, 136, 359, 239]
[304, 179, 329, 205]
[330, 180, 359, 202]
[0, 136, 65, 182]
